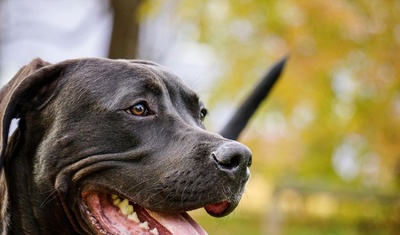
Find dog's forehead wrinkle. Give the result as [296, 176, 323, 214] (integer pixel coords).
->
[158, 74, 203, 118]
[144, 64, 197, 100]
[126, 62, 202, 114]
[58, 62, 168, 113]
[100, 78, 164, 111]
[134, 64, 207, 126]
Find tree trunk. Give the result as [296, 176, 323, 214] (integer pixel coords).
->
[108, 0, 143, 59]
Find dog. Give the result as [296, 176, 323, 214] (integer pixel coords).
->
[0, 58, 252, 234]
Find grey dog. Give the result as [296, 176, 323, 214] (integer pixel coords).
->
[0, 58, 252, 234]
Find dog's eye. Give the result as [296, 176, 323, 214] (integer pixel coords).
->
[127, 103, 150, 116]
[200, 108, 208, 120]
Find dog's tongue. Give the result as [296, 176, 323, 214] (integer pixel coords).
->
[204, 201, 230, 216]
[146, 210, 207, 235]
[86, 193, 208, 235]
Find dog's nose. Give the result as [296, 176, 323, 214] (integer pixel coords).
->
[211, 142, 252, 177]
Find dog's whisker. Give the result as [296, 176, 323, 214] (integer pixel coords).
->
[146, 191, 170, 207]
[143, 182, 183, 208]
[179, 183, 191, 207]
[39, 189, 59, 208]
[126, 178, 154, 193]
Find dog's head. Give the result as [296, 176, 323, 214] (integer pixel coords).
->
[0, 58, 252, 234]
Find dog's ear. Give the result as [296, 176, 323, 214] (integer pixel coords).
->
[0, 58, 65, 167]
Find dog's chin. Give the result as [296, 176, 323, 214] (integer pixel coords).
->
[81, 192, 233, 235]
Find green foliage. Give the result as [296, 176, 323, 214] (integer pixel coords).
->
[142, 0, 400, 233]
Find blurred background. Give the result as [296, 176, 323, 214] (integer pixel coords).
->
[1, 0, 399, 234]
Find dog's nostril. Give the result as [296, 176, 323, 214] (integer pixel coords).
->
[212, 153, 241, 170]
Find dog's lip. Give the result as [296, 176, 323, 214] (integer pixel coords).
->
[81, 192, 210, 235]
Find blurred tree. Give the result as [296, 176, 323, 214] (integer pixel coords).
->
[136, 0, 400, 233]
[159, 0, 400, 191]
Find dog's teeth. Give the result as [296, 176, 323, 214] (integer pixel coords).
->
[120, 198, 129, 207]
[112, 198, 121, 206]
[128, 212, 140, 223]
[118, 199, 131, 215]
[126, 205, 134, 215]
[139, 221, 150, 230]
[150, 228, 159, 235]
[110, 195, 147, 227]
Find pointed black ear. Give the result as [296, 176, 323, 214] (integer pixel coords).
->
[219, 56, 288, 140]
[0, 58, 65, 168]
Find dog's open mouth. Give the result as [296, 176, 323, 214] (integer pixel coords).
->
[82, 193, 231, 235]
